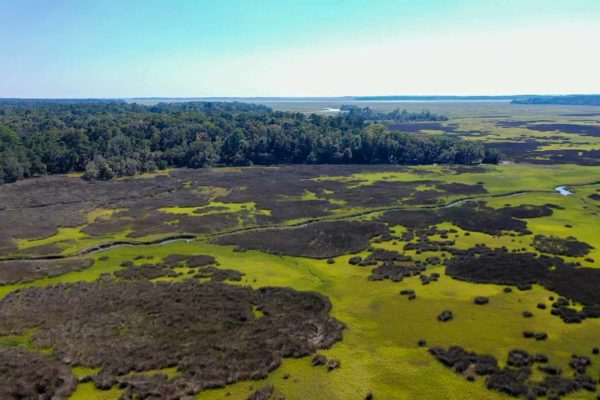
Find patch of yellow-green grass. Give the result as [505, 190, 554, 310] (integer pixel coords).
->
[0, 328, 53, 355]
[16, 226, 88, 250]
[314, 164, 600, 199]
[160, 205, 213, 216]
[415, 183, 443, 192]
[23, 229, 182, 258]
[420, 129, 446, 135]
[72, 366, 101, 378]
[14, 208, 127, 254]
[86, 208, 125, 223]
[160, 201, 271, 217]
[0, 333, 33, 349]
[126, 168, 172, 179]
[538, 141, 600, 152]
[189, 242, 600, 400]
[301, 189, 347, 205]
[294, 189, 347, 206]
[386, 221, 530, 254]
[252, 305, 265, 319]
[300, 190, 319, 201]
[0, 329, 36, 350]
[0, 254, 116, 298]
[122, 367, 180, 380]
[485, 191, 600, 267]
[69, 383, 123, 400]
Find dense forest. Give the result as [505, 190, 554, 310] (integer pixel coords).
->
[0, 101, 500, 184]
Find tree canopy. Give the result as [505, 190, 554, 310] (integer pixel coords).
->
[0, 101, 499, 184]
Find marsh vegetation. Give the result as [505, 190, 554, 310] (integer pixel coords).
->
[0, 101, 599, 399]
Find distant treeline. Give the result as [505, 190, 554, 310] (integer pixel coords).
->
[0, 101, 500, 184]
[354, 95, 520, 101]
[340, 105, 448, 122]
[511, 95, 600, 106]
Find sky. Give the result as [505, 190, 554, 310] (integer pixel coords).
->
[1, 0, 600, 98]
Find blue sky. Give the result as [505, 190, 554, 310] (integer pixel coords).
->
[1, 0, 600, 97]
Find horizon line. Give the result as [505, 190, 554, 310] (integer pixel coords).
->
[2, 93, 600, 101]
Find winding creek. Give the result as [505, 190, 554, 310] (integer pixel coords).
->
[2, 181, 598, 263]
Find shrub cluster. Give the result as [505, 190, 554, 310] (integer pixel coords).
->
[0, 279, 344, 397]
[429, 346, 597, 399]
[444, 246, 600, 320]
[533, 235, 593, 257]
[214, 221, 389, 258]
[0, 346, 77, 399]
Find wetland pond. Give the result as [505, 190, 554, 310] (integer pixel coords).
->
[555, 186, 572, 196]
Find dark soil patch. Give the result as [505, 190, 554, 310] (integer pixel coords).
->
[213, 221, 389, 258]
[0, 279, 343, 397]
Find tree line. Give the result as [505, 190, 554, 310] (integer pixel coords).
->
[340, 105, 448, 122]
[0, 101, 500, 184]
[511, 95, 600, 106]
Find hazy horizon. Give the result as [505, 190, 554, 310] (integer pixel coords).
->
[2, 0, 600, 98]
[2, 94, 600, 101]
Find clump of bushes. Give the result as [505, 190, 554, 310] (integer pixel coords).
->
[369, 262, 425, 282]
[312, 355, 327, 366]
[533, 235, 593, 257]
[0, 347, 77, 399]
[474, 296, 489, 305]
[327, 359, 340, 371]
[445, 245, 600, 321]
[429, 345, 597, 399]
[437, 310, 453, 322]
